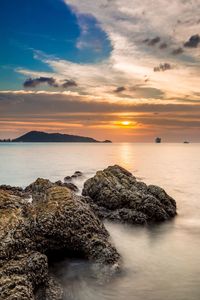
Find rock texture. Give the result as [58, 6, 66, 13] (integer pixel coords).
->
[0, 184, 29, 198]
[0, 179, 120, 299]
[82, 165, 177, 224]
[55, 180, 78, 192]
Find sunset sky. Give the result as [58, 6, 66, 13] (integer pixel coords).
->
[0, 0, 200, 142]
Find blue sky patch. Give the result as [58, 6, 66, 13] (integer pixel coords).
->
[0, 0, 112, 89]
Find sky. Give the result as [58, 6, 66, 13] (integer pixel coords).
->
[0, 0, 200, 142]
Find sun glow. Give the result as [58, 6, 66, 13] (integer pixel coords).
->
[121, 121, 131, 126]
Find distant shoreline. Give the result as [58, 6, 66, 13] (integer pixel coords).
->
[0, 130, 112, 143]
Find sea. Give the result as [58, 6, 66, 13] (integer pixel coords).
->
[0, 142, 200, 300]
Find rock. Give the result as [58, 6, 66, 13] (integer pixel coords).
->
[25, 177, 79, 195]
[103, 140, 112, 143]
[64, 182, 78, 192]
[25, 178, 54, 194]
[0, 252, 48, 300]
[64, 171, 83, 181]
[0, 184, 29, 198]
[54, 180, 63, 186]
[0, 180, 120, 299]
[82, 165, 177, 224]
[64, 176, 72, 182]
[74, 171, 83, 177]
[75, 171, 83, 176]
[55, 180, 78, 192]
[35, 276, 64, 300]
[0, 189, 47, 299]
[29, 180, 120, 265]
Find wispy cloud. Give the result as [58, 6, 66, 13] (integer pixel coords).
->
[15, 0, 200, 101]
[0, 91, 200, 141]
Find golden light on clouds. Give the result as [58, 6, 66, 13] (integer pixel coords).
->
[113, 120, 138, 128]
[121, 121, 131, 126]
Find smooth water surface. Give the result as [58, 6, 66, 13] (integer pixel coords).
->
[0, 143, 200, 299]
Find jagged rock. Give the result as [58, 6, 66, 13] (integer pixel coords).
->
[55, 180, 78, 192]
[0, 190, 35, 261]
[25, 178, 54, 194]
[0, 180, 120, 299]
[31, 181, 120, 265]
[64, 182, 78, 192]
[0, 189, 46, 299]
[0, 184, 29, 198]
[0, 252, 48, 300]
[82, 165, 177, 224]
[25, 177, 79, 197]
[35, 276, 64, 300]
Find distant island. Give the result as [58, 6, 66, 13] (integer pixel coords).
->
[0, 131, 112, 143]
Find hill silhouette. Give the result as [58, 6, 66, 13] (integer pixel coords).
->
[11, 131, 111, 143]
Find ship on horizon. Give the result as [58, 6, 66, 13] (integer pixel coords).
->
[155, 137, 162, 143]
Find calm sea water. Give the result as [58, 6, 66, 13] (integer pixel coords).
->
[0, 143, 200, 300]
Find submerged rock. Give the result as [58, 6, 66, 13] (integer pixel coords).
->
[0, 180, 120, 299]
[64, 171, 83, 182]
[63, 176, 72, 182]
[82, 165, 177, 224]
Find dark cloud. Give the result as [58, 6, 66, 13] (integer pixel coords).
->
[23, 77, 58, 88]
[23, 77, 77, 89]
[154, 63, 173, 72]
[114, 86, 126, 93]
[61, 80, 77, 88]
[171, 47, 184, 55]
[184, 34, 200, 48]
[1, 92, 200, 116]
[1, 92, 200, 141]
[148, 36, 161, 46]
[159, 42, 168, 49]
[143, 37, 161, 46]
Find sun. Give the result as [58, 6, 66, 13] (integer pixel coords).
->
[121, 121, 131, 126]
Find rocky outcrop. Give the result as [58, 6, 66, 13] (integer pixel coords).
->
[0, 180, 120, 299]
[0, 165, 177, 298]
[54, 180, 78, 192]
[25, 177, 79, 194]
[0, 184, 29, 198]
[82, 165, 177, 224]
